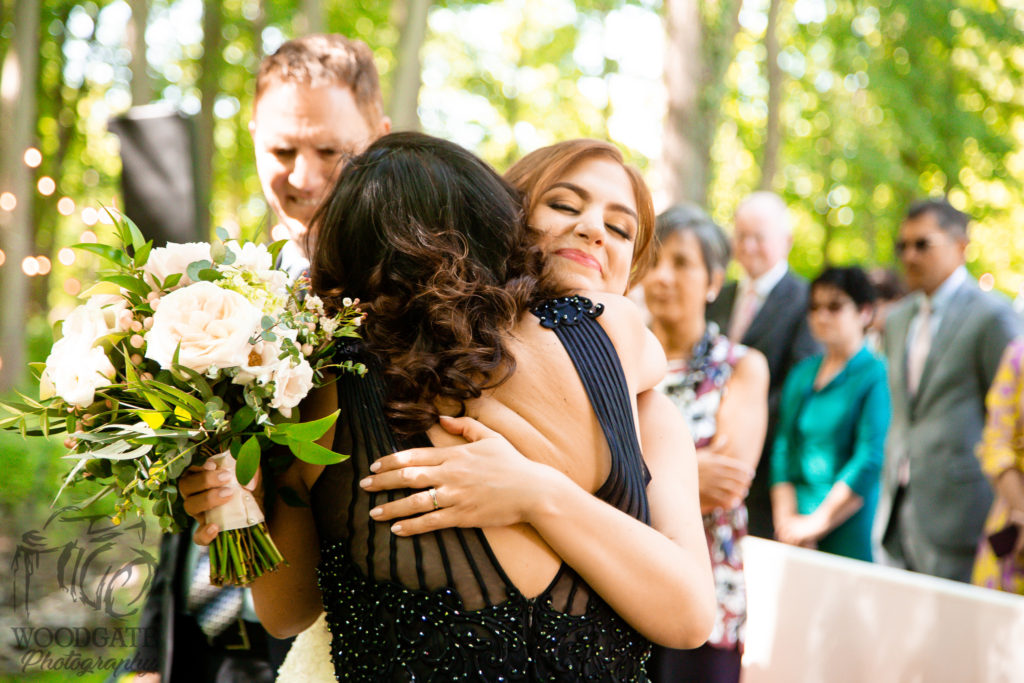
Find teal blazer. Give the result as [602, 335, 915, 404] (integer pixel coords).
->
[771, 345, 891, 561]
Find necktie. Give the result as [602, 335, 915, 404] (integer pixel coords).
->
[906, 297, 932, 396]
[729, 285, 759, 341]
[186, 543, 244, 639]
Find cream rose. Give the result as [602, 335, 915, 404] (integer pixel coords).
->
[62, 296, 131, 342]
[144, 281, 262, 373]
[142, 242, 212, 290]
[269, 358, 314, 417]
[227, 241, 273, 273]
[43, 337, 116, 407]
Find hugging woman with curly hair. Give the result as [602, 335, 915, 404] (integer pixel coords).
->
[180, 132, 713, 680]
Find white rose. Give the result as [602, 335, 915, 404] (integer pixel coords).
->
[269, 358, 314, 417]
[62, 296, 131, 343]
[142, 242, 212, 290]
[233, 338, 283, 386]
[144, 281, 262, 373]
[227, 241, 273, 273]
[43, 337, 116, 408]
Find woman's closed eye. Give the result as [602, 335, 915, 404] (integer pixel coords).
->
[606, 223, 633, 240]
[549, 201, 579, 214]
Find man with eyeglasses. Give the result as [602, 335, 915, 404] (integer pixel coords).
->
[874, 197, 1022, 582]
[706, 191, 821, 540]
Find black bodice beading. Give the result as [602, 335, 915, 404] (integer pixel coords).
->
[313, 296, 652, 681]
[318, 542, 651, 681]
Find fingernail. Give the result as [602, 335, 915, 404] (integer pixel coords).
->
[208, 525, 219, 535]
[202, 461, 216, 470]
[391, 524, 403, 535]
[439, 415, 454, 422]
[370, 461, 381, 472]
[369, 507, 382, 518]
[218, 471, 231, 483]
[218, 487, 234, 498]
[359, 477, 372, 488]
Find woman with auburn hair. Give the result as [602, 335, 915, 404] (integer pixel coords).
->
[181, 133, 713, 680]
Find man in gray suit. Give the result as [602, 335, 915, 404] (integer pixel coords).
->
[876, 198, 1022, 582]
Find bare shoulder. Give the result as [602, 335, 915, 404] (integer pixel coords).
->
[733, 346, 769, 387]
[580, 290, 666, 392]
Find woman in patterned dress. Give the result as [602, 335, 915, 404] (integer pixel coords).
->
[642, 205, 769, 683]
[972, 337, 1024, 594]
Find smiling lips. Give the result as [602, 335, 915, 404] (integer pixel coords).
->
[556, 248, 602, 273]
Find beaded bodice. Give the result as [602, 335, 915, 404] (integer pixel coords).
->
[311, 296, 651, 680]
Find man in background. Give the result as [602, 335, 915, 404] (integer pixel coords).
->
[707, 191, 820, 539]
[875, 198, 1021, 582]
[134, 33, 390, 682]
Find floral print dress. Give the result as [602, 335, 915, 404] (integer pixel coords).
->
[972, 338, 1024, 595]
[656, 322, 749, 650]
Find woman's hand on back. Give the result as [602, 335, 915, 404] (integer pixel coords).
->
[358, 415, 558, 535]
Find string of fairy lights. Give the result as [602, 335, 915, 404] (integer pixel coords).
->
[0, 146, 114, 298]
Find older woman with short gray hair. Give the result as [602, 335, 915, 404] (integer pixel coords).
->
[643, 205, 769, 683]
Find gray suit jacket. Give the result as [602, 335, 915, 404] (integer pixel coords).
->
[875, 278, 1022, 580]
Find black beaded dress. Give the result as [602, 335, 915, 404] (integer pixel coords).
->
[311, 296, 653, 681]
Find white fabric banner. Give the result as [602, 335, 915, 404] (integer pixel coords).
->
[741, 537, 1024, 683]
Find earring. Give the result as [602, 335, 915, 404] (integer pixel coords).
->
[706, 291, 718, 302]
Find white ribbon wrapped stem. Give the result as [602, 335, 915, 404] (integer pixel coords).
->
[204, 451, 265, 532]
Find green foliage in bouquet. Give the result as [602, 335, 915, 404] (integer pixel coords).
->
[0, 210, 365, 585]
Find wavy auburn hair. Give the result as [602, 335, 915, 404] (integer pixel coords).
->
[307, 132, 551, 435]
[504, 139, 656, 290]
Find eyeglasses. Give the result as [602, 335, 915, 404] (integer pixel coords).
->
[808, 300, 852, 314]
[895, 236, 936, 255]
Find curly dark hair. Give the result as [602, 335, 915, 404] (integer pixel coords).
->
[307, 132, 553, 435]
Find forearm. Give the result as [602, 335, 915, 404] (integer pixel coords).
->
[770, 482, 798, 521]
[250, 478, 323, 638]
[524, 468, 713, 649]
[809, 481, 863, 536]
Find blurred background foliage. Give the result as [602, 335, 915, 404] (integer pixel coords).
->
[1, 0, 1023, 396]
[0, 0, 1022, 476]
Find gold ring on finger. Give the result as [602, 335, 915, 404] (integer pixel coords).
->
[428, 487, 440, 510]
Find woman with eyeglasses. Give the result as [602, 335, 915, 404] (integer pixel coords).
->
[770, 266, 891, 561]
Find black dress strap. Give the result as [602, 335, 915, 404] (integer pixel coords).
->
[531, 295, 651, 523]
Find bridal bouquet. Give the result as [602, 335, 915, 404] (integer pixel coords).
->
[0, 211, 364, 586]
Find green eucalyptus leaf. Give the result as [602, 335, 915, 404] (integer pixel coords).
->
[276, 409, 340, 443]
[287, 439, 349, 465]
[73, 243, 131, 268]
[230, 405, 256, 432]
[236, 436, 261, 486]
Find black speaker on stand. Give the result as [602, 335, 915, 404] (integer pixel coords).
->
[109, 105, 206, 246]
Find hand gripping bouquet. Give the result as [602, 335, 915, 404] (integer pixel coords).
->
[1, 212, 364, 586]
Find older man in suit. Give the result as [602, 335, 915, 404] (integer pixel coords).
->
[875, 198, 1022, 582]
[707, 192, 820, 539]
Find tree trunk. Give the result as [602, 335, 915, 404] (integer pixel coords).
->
[760, 0, 783, 190]
[299, 0, 325, 34]
[389, 0, 430, 131]
[128, 0, 152, 105]
[0, 0, 40, 390]
[196, 0, 222, 239]
[662, 0, 706, 206]
[661, 0, 744, 207]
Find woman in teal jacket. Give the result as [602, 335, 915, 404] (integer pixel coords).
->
[770, 266, 891, 561]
